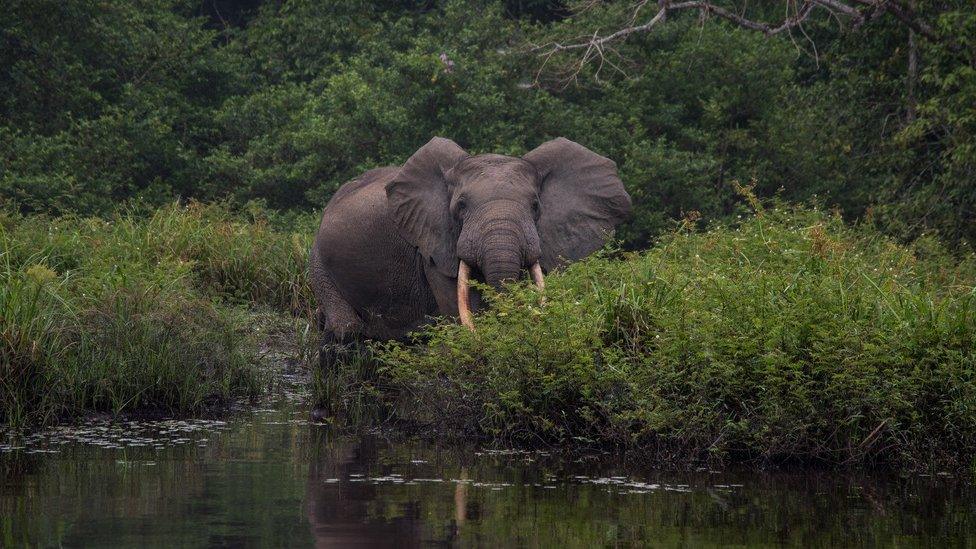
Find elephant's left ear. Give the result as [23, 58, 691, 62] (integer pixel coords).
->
[523, 138, 631, 271]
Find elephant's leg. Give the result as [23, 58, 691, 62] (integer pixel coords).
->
[317, 327, 365, 372]
[309, 271, 364, 422]
[316, 296, 363, 372]
[309, 249, 363, 372]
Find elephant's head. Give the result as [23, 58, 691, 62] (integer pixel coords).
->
[385, 136, 631, 329]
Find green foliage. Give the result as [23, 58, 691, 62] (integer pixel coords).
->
[2, 0, 974, 250]
[0, 203, 313, 427]
[3, 0, 976, 463]
[875, 7, 976, 246]
[311, 345, 392, 426]
[371, 206, 976, 468]
[0, 0, 242, 214]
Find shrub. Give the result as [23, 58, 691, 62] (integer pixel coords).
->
[373, 206, 976, 469]
[0, 202, 312, 428]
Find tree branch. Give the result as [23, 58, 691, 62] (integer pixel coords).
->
[529, 0, 954, 86]
[532, 1, 840, 56]
[879, 0, 941, 44]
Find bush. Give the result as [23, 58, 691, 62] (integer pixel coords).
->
[372, 205, 976, 469]
[0, 202, 313, 428]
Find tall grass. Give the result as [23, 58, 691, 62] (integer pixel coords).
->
[369, 205, 976, 469]
[0, 203, 315, 428]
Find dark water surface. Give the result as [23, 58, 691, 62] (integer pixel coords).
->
[3, 376, 975, 547]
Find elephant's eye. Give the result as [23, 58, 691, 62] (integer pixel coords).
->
[456, 199, 467, 214]
[531, 200, 540, 216]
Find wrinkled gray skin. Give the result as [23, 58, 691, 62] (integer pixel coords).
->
[309, 137, 631, 364]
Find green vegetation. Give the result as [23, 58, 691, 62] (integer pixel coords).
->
[347, 204, 976, 468]
[2, 1, 976, 469]
[0, 203, 313, 427]
[3, 1, 975, 248]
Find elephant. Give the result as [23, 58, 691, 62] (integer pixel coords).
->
[308, 136, 631, 363]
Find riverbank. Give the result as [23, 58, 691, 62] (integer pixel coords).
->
[4, 283, 972, 545]
[6, 373, 973, 547]
[0, 203, 314, 427]
[5, 202, 975, 471]
[329, 205, 976, 470]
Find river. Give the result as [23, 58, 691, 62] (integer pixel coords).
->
[2, 366, 974, 547]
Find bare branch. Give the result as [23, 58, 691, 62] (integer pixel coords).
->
[528, 0, 954, 86]
[531, 0, 831, 56]
[529, 0, 827, 85]
[530, 1, 672, 55]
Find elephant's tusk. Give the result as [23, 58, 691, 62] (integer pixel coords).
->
[530, 262, 545, 304]
[529, 262, 545, 292]
[457, 260, 475, 331]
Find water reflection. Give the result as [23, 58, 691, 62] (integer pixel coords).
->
[305, 434, 426, 546]
[2, 409, 975, 547]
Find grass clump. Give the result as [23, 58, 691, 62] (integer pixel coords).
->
[373, 206, 976, 469]
[311, 346, 392, 426]
[0, 202, 314, 428]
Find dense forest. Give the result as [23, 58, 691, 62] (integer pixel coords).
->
[2, 0, 974, 248]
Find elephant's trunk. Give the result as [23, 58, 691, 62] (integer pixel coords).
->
[482, 257, 522, 290]
[455, 221, 544, 331]
[480, 225, 525, 289]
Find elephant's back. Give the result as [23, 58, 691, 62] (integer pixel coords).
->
[317, 167, 400, 243]
[324, 167, 398, 212]
[314, 167, 434, 336]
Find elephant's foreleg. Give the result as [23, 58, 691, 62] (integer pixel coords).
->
[317, 329, 364, 372]
[309, 247, 363, 371]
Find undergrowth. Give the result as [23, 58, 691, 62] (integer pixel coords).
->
[0, 202, 315, 428]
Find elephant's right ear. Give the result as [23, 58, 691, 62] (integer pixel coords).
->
[385, 137, 468, 277]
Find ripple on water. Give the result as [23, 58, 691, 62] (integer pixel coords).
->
[327, 451, 738, 497]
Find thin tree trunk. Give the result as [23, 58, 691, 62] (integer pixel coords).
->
[907, 27, 918, 123]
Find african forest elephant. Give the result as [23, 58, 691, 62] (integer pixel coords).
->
[309, 137, 631, 363]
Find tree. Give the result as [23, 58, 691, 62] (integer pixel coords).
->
[530, 1, 958, 87]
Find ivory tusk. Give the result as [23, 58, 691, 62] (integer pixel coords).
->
[457, 260, 475, 331]
[530, 262, 545, 305]
[529, 262, 545, 292]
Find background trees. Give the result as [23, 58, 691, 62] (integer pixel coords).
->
[2, 0, 973, 249]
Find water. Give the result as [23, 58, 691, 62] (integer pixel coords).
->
[3, 372, 975, 547]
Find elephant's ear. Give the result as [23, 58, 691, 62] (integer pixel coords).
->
[385, 137, 469, 277]
[523, 138, 631, 271]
